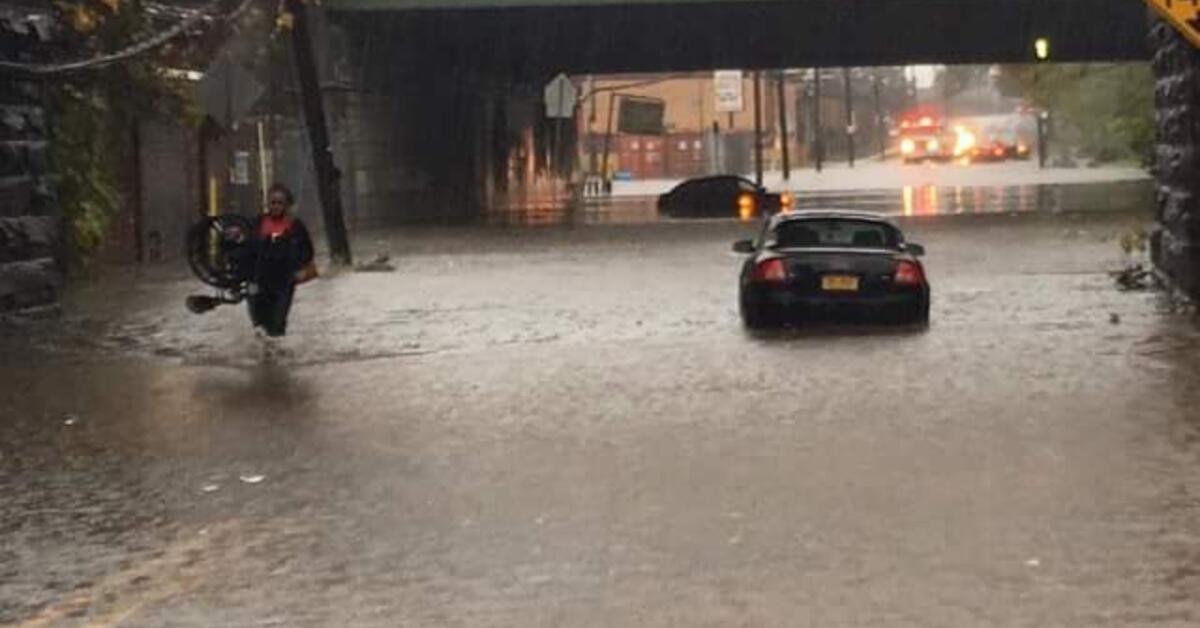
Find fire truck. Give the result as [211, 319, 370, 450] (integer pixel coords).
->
[894, 106, 958, 164]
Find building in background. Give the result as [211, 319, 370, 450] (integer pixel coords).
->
[580, 68, 913, 181]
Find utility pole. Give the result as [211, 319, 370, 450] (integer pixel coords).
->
[753, 70, 763, 186]
[601, 92, 617, 184]
[813, 67, 824, 173]
[843, 67, 855, 168]
[285, 0, 352, 265]
[711, 120, 721, 174]
[587, 75, 597, 174]
[776, 70, 790, 181]
[873, 73, 885, 158]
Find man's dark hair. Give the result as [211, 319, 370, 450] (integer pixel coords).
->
[268, 183, 295, 206]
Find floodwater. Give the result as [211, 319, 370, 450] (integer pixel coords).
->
[2, 206, 1200, 626]
[486, 179, 1153, 226]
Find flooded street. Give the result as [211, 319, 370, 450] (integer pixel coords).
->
[3, 208, 1200, 626]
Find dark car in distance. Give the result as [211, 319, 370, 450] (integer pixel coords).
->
[734, 211, 930, 328]
[657, 175, 791, 219]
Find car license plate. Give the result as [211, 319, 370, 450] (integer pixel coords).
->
[822, 275, 859, 291]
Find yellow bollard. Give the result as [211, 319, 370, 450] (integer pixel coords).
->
[208, 176, 219, 264]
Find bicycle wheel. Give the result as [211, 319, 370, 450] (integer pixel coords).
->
[185, 214, 256, 289]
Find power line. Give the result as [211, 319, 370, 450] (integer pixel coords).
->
[578, 73, 696, 104]
[0, 0, 256, 76]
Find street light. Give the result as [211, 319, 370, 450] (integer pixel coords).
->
[1033, 36, 1051, 168]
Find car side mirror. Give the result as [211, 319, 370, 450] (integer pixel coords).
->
[732, 240, 756, 254]
[905, 243, 926, 256]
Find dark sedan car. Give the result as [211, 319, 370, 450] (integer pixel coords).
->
[657, 175, 791, 219]
[734, 211, 930, 328]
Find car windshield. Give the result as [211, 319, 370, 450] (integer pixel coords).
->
[768, 219, 901, 249]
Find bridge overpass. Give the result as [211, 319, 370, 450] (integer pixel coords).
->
[305, 0, 1197, 295]
[328, 0, 1149, 76]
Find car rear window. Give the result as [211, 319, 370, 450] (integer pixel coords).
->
[769, 219, 900, 249]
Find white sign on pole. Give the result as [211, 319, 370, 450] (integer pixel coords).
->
[233, 151, 251, 185]
[714, 70, 744, 113]
[544, 73, 578, 119]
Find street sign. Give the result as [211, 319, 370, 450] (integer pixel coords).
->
[232, 151, 251, 185]
[195, 54, 264, 131]
[544, 73, 577, 118]
[714, 70, 743, 113]
[1145, 0, 1200, 48]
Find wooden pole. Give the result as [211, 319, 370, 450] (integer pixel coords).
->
[843, 67, 855, 168]
[286, 0, 352, 264]
[813, 67, 823, 173]
[776, 71, 790, 181]
[753, 70, 763, 186]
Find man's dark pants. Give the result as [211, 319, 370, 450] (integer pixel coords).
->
[248, 284, 295, 337]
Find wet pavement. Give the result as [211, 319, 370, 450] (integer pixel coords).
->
[3, 207, 1200, 626]
[516, 166, 1154, 227]
[610, 161, 1152, 197]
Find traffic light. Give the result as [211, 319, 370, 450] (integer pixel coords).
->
[1034, 37, 1050, 62]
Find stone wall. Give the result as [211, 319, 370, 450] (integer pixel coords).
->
[321, 12, 575, 227]
[0, 6, 61, 314]
[1151, 17, 1200, 299]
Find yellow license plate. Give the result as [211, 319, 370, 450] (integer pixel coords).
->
[821, 275, 860, 291]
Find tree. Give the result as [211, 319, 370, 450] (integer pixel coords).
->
[934, 65, 989, 101]
[48, 0, 197, 265]
[995, 63, 1154, 165]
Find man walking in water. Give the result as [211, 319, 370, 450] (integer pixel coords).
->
[249, 183, 317, 338]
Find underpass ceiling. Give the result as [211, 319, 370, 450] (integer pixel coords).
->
[332, 0, 1151, 77]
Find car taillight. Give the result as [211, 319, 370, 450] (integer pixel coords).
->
[894, 260, 924, 285]
[752, 258, 788, 282]
[737, 193, 756, 220]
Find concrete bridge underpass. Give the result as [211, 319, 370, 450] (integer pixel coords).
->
[312, 0, 1199, 295]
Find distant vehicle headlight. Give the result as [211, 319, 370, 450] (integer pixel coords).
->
[954, 128, 977, 156]
[901, 139, 916, 154]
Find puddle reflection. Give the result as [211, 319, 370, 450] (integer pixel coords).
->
[482, 180, 1152, 226]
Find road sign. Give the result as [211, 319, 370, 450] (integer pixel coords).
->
[1145, 0, 1200, 48]
[544, 73, 577, 118]
[194, 54, 264, 131]
[714, 70, 743, 113]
